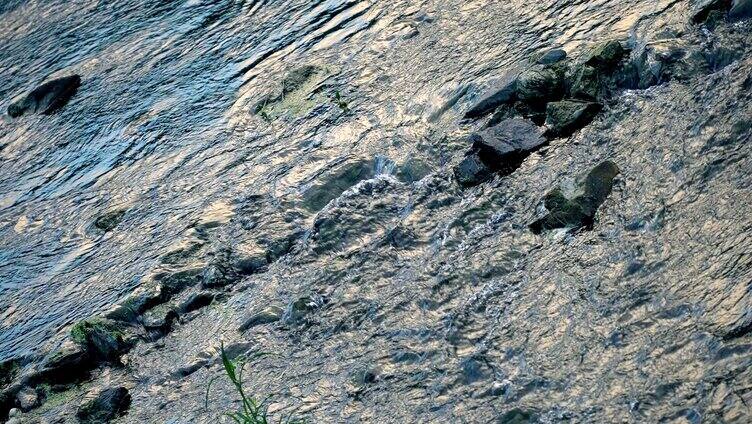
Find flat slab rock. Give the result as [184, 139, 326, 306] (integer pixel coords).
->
[8, 75, 81, 118]
[472, 118, 546, 172]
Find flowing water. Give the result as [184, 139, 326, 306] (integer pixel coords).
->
[1, 0, 751, 422]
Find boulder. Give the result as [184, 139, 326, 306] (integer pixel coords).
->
[76, 387, 131, 424]
[544, 100, 602, 138]
[516, 65, 565, 105]
[471, 118, 546, 175]
[16, 386, 39, 411]
[104, 282, 164, 323]
[177, 292, 215, 314]
[454, 153, 492, 187]
[530, 161, 619, 233]
[7, 75, 81, 117]
[691, 0, 731, 23]
[37, 340, 91, 384]
[569, 64, 602, 100]
[93, 208, 126, 232]
[463, 74, 518, 119]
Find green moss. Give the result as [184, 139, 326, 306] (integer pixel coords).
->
[70, 318, 129, 360]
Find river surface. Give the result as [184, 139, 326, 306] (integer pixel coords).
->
[1, 0, 751, 422]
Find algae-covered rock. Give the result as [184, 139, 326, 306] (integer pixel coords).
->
[585, 40, 627, 71]
[7, 75, 81, 118]
[282, 65, 321, 95]
[544, 100, 602, 138]
[70, 318, 130, 362]
[516, 65, 565, 105]
[76, 387, 131, 424]
[104, 282, 164, 323]
[93, 209, 126, 232]
[454, 153, 492, 187]
[38, 340, 91, 383]
[530, 161, 619, 233]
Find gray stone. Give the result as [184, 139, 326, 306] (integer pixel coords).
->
[238, 306, 284, 331]
[471, 118, 546, 174]
[454, 153, 492, 188]
[76, 387, 131, 424]
[536, 48, 567, 65]
[463, 74, 518, 119]
[544, 100, 602, 138]
[16, 386, 39, 411]
[516, 65, 564, 105]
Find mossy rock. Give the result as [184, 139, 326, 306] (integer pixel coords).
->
[93, 209, 126, 232]
[76, 387, 131, 424]
[70, 319, 130, 362]
[585, 40, 628, 71]
[0, 360, 19, 388]
[530, 161, 619, 233]
[516, 64, 565, 106]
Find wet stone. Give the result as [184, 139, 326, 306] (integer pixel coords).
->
[282, 65, 321, 95]
[284, 296, 321, 326]
[104, 282, 164, 323]
[16, 386, 39, 411]
[156, 267, 204, 295]
[530, 161, 620, 234]
[0, 360, 19, 388]
[544, 100, 602, 138]
[37, 340, 91, 384]
[585, 40, 627, 71]
[238, 305, 284, 332]
[471, 118, 546, 175]
[454, 153, 492, 188]
[178, 292, 215, 314]
[76, 387, 131, 424]
[7, 75, 81, 118]
[93, 208, 126, 232]
[691, 0, 731, 23]
[463, 74, 518, 119]
[516, 65, 564, 105]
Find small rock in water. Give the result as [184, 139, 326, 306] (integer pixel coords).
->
[282, 65, 321, 95]
[70, 318, 131, 362]
[471, 118, 546, 174]
[38, 340, 91, 383]
[76, 387, 131, 424]
[16, 386, 39, 411]
[463, 73, 518, 119]
[516, 65, 565, 105]
[238, 305, 284, 331]
[530, 161, 619, 233]
[544, 100, 602, 138]
[535, 48, 568, 65]
[93, 208, 126, 232]
[301, 159, 376, 212]
[7, 75, 81, 117]
[730, 0, 752, 21]
[454, 153, 492, 187]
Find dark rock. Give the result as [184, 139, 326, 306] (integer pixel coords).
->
[471, 118, 546, 175]
[178, 292, 215, 314]
[238, 306, 284, 332]
[76, 387, 131, 424]
[0, 360, 19, 388]
[70, 318, 131, 362]
[284, 296, 320, 325]
[691, 0, 731, 23]
[37, 341, 91, 384]
[396, 158, 432, 183]
[454, 153, 492, 187]
[93, 209, 126, 232]
[536, 48, 568, 65]
[730, 0, 752, 21]
[142, 309, 178, 336]
[171, 359, 210, 378]
[569, 64, 602, 100]
[463, 74, 518, 119]
[301, 159, 375, 212]
[234, 249, 269, 275]
[544, 100, 602, 138]
[498, 408, 534, 423]
[516, 65, 565, 105]
[156, 267, 204, 295]
[530, 161, 620, 234]
[585, 40, 627, 71]
[7, 75, 81, 118]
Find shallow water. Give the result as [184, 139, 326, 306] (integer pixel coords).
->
[1, 0, 751, 422]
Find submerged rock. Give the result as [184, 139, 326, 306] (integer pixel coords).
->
[93, 208, 126, 232]
[301, 159, 375, 212]
[530, 161, 619, 233]
[7, 75, 81, 117]
[104, 282, 164, 323]
[454, 153, 492, 187]
[730, 0, 752, 21]
[238, 305, 284, 331]
[544, 100, 602, 138]
[463, 74, 518, 119]
[178, 292, 215, 314]
[282, 65, 321, 95]
[76, 387, 131, 424]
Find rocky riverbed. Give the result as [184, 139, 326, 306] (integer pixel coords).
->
[1, 0, 752, 422]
